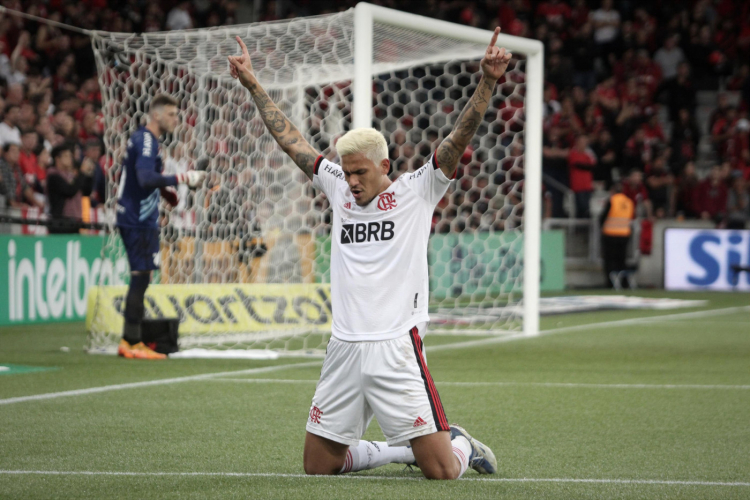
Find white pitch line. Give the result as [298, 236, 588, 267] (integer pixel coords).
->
[2, 305, 747, 406]
[210, 378, 750, 390]
[0, 470, 747, 487]
[427, 305, 750, 353]
[0, 361, 321, 406]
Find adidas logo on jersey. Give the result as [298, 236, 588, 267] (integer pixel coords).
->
[341, 221, 395, 244]
[413, 417, 427, 427]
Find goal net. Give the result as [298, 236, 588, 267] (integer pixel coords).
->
[86, 4, 542, 355]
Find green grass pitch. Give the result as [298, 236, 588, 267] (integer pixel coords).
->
[1, 290, 748, 499]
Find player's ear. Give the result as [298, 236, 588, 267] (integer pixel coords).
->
[381, 158, 390, 175]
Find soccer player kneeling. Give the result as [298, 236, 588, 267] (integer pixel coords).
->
[228, 27, 512, 478]
[115, 94, 206, 360]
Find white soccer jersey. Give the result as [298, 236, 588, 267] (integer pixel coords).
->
[312, 154, 453, 341]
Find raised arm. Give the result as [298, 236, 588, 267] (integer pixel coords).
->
[228, 36, 319, 180]
[435, 27, 512, 179]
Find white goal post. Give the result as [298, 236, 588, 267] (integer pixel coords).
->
[352, 3, 543, 337]
[86, 3, 544, 355]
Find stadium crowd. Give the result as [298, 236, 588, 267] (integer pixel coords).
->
[0, 0, 749, 230]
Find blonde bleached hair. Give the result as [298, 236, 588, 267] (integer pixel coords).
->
[336, 128, 388, 167]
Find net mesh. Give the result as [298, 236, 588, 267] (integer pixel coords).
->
[87, 10, 529, 353]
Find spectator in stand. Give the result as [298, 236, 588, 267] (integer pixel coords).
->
[0, 143, 42, 208]
[569, 23, 598, 90]
[645, 155, 674, 218]
[671, 108, 700, 171]
[726, 174, 749, 229]
[590, 0, 620, 62]
[166, 1, 193, 31]
[546, 40, 574, 92]
[19, 129, 44, 192]
[554, 96, 584, 140]
[535, 0, 570, 31]
[567, 135, 597, 218]
[712, 106, 737, 160]
[727, 64, 749, 93]
[594, 76, 620, 115]
[674, 161, 701, 219]
[634, 49, 662, 97]
[592, 129, 617, 189]
[542, 84, 561, 122]
[0, 32, 31, 86]
[623, 169, 652, 218]
[728, 118, 750, 170]
[46, 144, 94, 233]
[697, 165, 729, 223]
[688, 25, 725, 89]
[623, 128, 651, 171]
[542, 126, 569, 218]
[654, 35, 686, 81]
[709, 93, 732, 131]
[0, 104, 22, 147]
[656, 62, 696, 122]
[82, 139, 107, 206]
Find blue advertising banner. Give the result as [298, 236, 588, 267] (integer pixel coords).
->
[664, 228, 750, 291]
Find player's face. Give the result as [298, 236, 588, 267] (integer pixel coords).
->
[157, 105, 179, 134]
[341, 153, 389, 206]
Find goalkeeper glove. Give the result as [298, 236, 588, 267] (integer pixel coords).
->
[160, 186, 179, 207]
[176, 170, 207, 189]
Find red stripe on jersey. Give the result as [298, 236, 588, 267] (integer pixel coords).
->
[431, 153, 457, 179]
[313, 155, 324, 175]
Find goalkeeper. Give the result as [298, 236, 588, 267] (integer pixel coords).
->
[229, 28, 511, 478]
[115, 94, 206, 360]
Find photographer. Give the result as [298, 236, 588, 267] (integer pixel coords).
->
[45, 143, 94, 233]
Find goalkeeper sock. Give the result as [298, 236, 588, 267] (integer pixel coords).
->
[122, 273, 150, 345]
[340, 441, 415, 473]
[451, 435, 471, 478]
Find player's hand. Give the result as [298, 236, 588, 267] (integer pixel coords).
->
[481, 27, 512, 81]
[177, 170, 207, 189]
[228, 36, 255, 88]
[160, 186, 179, 207]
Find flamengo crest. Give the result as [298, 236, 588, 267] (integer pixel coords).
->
[377, 192, 397, 211]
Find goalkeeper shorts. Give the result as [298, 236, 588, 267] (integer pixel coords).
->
[306, 325, 449, 447]
[120, 226, 161, 272]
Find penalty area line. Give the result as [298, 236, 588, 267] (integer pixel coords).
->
[0, 470, 747, 487]
[209, 378, 750, 390]
[0, 361, 321, 406]
[428, 305, 750, 353]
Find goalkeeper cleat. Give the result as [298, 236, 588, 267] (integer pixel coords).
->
[449, 424, 497, 475]
[117, 339, 135, 358]
[130, 342, 167, 360]
[118, 340, 167, 360]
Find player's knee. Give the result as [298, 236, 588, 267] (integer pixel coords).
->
[421, 461, 460, 480]
[303, 457, 339, 476]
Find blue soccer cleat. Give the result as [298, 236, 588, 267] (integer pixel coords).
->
[450, 424, 498, 474]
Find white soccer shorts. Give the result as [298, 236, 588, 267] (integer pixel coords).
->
[306, 326, 450, 447]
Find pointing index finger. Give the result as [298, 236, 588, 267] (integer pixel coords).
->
[236, 35, 250, 57]
[488, 26, 500, 50]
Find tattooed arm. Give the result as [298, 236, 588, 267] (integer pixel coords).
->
[228, 36, 319, 180]
[435, 27, 513, 179]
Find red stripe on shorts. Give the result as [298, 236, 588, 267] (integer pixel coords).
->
[409, 327, 449, 431]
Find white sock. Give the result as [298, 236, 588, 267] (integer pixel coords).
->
[451, 435, 471, 478]
[340, 441, 415, 473]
